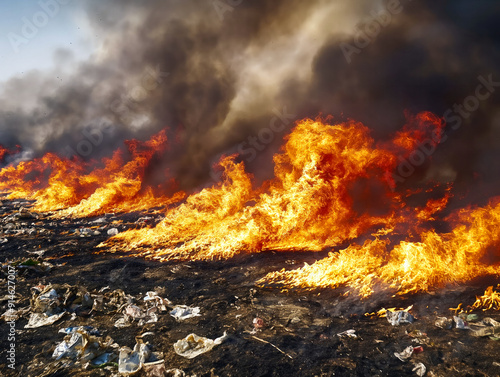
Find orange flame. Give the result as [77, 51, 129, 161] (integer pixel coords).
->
[102, 112, 450, 264]
[0, 131, 185, 217]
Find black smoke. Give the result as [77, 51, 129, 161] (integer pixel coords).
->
[0, 0, 499, 200]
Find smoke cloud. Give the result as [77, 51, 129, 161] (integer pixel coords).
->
[0, 0, 499, 199]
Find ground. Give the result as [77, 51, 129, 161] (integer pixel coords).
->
[0, 196, 499, 377]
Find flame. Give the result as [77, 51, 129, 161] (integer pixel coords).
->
[0, 131, 185, 217]
[263, 199, 500, 297]
[2, 111, 498, 300]
[469, 286, 500, 312]
[103, 112, 448, 263]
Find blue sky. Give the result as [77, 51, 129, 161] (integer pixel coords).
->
[0, 0, 92, 81]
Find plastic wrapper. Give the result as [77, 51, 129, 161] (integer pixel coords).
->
[386, 311, 414, 326]
[174, 332, 227, 359]
[170, 305, 201, 321]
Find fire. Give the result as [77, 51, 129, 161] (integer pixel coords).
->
[469, 286, 500, 312]
[103, 112, 448, 263]
[0, 131, 185, 217]
[263, 198, 500, 297]
[2, 111, 498, 299]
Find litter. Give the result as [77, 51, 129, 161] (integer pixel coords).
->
[453, 316, 470, 329]
[118, 339, 152, 375]
[107, 228, 119, 236]
[253, 317, 265, 330]
[115, 304, 158, 327]
[412, 346, 424, 354]
[337, 329, 357, 338]
[143, 360, 167, 377]
[59, 326, 100, 336]
[466, 313, 479, 322]
[144, 291, 171, 312]
[170, 305, 201, 321]
[25, 312, 66, 328]
[90, 352, 117, 367]
[412, 362, 426, 376]
[394, 346, 414, 361]
[387, 311, 415, 326]
[434, 317, 453, 329]
[174, 332, 228, 359]
[470, 317, 500, 337]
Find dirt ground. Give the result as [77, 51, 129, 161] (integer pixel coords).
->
[1, 196, 499, 377]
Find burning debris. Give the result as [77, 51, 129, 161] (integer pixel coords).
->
[1, 111, 500, 376]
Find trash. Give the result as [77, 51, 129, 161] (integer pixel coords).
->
[253, 317, 265, 330]
[412, 362, 426, 376]
[470, 317, 500, 337]
[1, 306, 30, 322]
[118, 339, 152, 375]
[394, 346, 414, 361]
[387, 311, 415, 326]
[115, 304, 158, 328]
[413, 346, 424, 354]
[434, 316, 453, 329]
[107, 228, 119, 236]
[25, 312, 66, 328]
[144, 291, 171, 312]
[453, 316, 470, 329]
[466, 313, 479, 322]
[337, 329, 357, 338]
[59, 326, 100, 336]
[52, 331, 85, 360]
[90, 352, 117, 367]
[143, 360, 167, 377]
[170, 305, 201, 321]
[174, 332, 228, 359]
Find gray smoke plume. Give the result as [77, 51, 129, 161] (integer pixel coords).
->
[0, 0, 499, 201]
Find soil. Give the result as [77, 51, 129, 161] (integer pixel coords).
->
[0, 195, 499, 377]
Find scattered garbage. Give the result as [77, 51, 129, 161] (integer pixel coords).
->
[170, 305, 201, 321]
[412, 362, 426, 376]
[89, 352, 117, 368]
[466, 313, 479, 322]
[107, 228, 119, 236]
[174, 332, 228, 359]
[52, 328, 114, 362]
[394, 345, 414, 361]
[453, 316, 470, 329]
[337, 329, 357, 338]
[115, 304, 158, 328]
[470, 317, 500, 337]
[59, 326, 100, 336]
[144, 291, 171, 312]
[253, 317, 265, 330]
[387, 311, 415, 326]
[118, 338, 164, 376]
[412, 346, 424, 354]
[434, 316, 453, 329]
[25, 312, 66, 328]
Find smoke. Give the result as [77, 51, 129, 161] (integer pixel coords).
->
[1, 0, 499, 197]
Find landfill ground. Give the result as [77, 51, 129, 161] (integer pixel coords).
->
[0, 195, 499, 377]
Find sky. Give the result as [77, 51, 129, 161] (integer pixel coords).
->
[0, 0, 92, 81]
